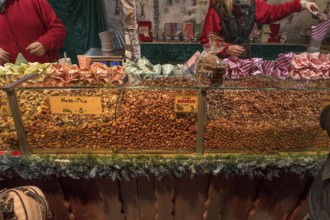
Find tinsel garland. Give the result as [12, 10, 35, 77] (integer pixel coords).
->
[0, 153, 326, 180]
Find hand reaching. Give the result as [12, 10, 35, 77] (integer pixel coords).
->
[301, 0, 320, 14]
[26, 42, 46, 56]
[0, 48, 9, 66]
[227, 45, 245, 57]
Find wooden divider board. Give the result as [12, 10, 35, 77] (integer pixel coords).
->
[249, 174, 312, 220]
[137, 177, 157, 219]
[173, 175, 210, 220]
[205, 174, 262, 220]
[0, 174, 314, 220]
[59, 178, 107, 220]
[155, 176, 175, 220]
[119, 178, 140, 219]
[96, 179, 124, 220]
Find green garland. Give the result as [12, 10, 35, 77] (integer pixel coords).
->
[0, 153, 327, 180]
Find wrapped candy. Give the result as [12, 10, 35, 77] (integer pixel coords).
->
[273, 52, 293, 79]
[291, 52, 310, 70]
[224, 57, 243, 79]
[250, 58, 264, 76]
[262, 60, 275, 76]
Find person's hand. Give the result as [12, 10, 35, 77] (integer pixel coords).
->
[0, 48, 9, 66]
[227, 45, 245, 57]
[301, 0, 320, 14]
[26, 42, 46, 56]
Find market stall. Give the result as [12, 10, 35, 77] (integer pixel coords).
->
[1, 0, 330, 219]
[0, 50, 329, 218]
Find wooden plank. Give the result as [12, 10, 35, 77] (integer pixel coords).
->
[288, 197, 310, 220]
[59, 177, 107, 220]
[268, 174, 312, 220]
[96, 178, 125, 220]
[248, 174, 313, 220]
[119, 178, 140, 220]
[137, 177, 157, 220]
[155, 176, 175, 220]
[173, 175, 210, 220]
[204, 174, 262, 220]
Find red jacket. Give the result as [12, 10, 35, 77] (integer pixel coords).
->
[200, 0, 301, 56]
[0, 0, 66, 63]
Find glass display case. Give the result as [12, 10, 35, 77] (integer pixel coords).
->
[1, 74, 329, 155]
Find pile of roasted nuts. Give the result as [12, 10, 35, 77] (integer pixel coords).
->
[22, 85, 197, 151]
[204, 89, 329, 151]
[0, 91, 18, 150]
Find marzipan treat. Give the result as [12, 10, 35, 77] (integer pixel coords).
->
[77, 55, 91, 70]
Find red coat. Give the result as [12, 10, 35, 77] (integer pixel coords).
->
[0, 0, 66, 63]
[200, 0, 301, 56]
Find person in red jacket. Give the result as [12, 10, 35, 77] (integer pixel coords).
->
[0, 0, 66, 65]
[200, 0, 320, 58]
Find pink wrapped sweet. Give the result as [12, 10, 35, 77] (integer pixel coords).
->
[308, 52, 322, 70]
[291, 52, 309, 70]
[224, 57, 243, 79]
[319, 53, 330, 74]
[240, 59, 253, 77]
[313, 69, 325, 79]
[322, 69, 330, 78]
[250, 58, 264, 76]
[300, 68, 313, 80]
[274, 53, 293, 79]
[262, 60, 275, 76]
[289, 69, 302, 80]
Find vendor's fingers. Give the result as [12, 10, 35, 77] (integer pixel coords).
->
[26, 42, 46, 56]
[0, 48, 9, 64]
[0, 57, 9, 65]
[236, 46, 245, 53]
[311, 3, 320, 11]
[306, 2, 320, 13]
[228, 45, 244, 56]
[29, 47, 43, 56]
[26, 42, 38, 51]
[0, 48, 9, 55]
[233, 47, 245, 57]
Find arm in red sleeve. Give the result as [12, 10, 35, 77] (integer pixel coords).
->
[36, 0, 66, 52]
[255, 0, 301, 24]
[200, 7, 230, 57]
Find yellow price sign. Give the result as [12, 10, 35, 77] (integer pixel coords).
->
[0, 98, 11, 115]
[174, 96, 198, 113]
[49, 96, 102, 115]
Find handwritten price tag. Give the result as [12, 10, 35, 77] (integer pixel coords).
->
[174, 96, 198, 113]
[49, 96, 102, 115]
[0, 98, 10, 115]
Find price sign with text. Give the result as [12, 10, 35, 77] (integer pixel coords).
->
[49, 96, 102, 115]
[0, 98, 10, 115]
[174, 96, 198, 113]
